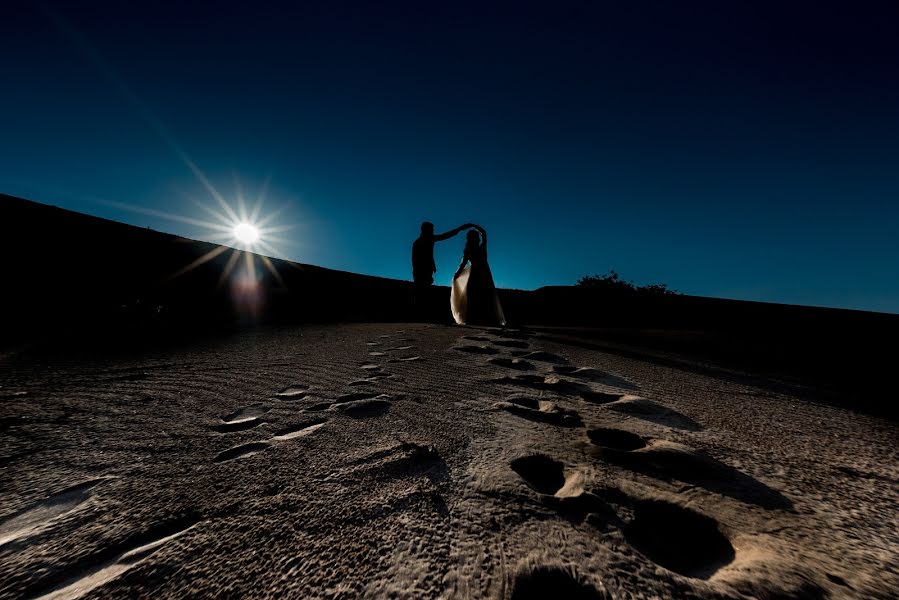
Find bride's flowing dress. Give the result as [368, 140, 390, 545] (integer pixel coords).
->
[450, 267, 470, 325]
[450, 240, 505, 326]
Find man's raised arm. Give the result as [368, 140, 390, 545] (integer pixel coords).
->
[434, 223, 473, 242]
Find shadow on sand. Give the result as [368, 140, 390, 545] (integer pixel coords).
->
[590, 434, 792, 510]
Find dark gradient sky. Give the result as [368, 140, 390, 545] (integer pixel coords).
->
[3, 1, 898, 312]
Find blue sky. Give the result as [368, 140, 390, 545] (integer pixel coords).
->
[2, 1, 898, 313]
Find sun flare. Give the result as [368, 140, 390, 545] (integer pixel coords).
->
[102, 172, 296, 291]
[233, 222, 260, 245]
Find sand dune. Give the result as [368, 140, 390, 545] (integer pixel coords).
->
[2, 323, 897, 598]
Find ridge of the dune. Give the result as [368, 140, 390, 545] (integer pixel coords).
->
[3, 192, 897, 418]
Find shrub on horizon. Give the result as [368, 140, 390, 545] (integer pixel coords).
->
[576, 270, 679, 295]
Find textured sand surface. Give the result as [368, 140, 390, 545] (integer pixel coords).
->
[2, 324, 897, 599]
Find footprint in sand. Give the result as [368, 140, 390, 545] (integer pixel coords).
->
[519, 351, 568, 364]
[0, 479, 105, 548]
[603, 397, 702, 431]
[490, 374, 591, 396]
[623, 499, 735, 579]
[349, 370, 395, 385]
[487, 357, 536, 371]
[554, 366, 636, 390]
[276, 385, 310, 399]
[211, 417, 264, 433]
[335, 391, 379, 402]
[221, 404, 271, 422]
[375, 443, 447, 482]
[509, 564, 605, 600]
[487, 329, 530, 339]
[579, 391, 624, 405]
[510, 454, 584, 498]
[508, 454, 616, 523]
[507, 453, 739, 581]
[360, 371, 393, 381]
[491, 339, 530, 349]
[509, 466, 738, 580]
[586, 427, 647, 451]
[388, 355, 423, 363]
[272, 418, 327, 441]
[461, 335, 491, 342]
[213, 441, 270, 462]
[330, 395, 392, 417]
[335, 443, 448, 488]
[591, 435, 792, 509]
[454, 344, 499, 355]
[28, 517, 201, 600]
[216, 404, 271, 430]
[490, 374, 540, 387]
[553, 366, 606, 380]
[495, 395, 583, 427]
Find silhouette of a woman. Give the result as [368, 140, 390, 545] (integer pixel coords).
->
[451, 225, 505, 326]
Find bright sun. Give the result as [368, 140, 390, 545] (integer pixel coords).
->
[110, 174, 295, 287]
[233, 222, 260, 245]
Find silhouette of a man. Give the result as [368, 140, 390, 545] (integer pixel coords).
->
[412, 221, 471, 286]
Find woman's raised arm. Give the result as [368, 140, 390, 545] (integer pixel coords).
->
[473, 225, 487, 249]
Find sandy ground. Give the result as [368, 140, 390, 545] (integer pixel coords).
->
[1, 323, 897, 599]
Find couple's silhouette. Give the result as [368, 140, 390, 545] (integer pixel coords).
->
[412, 222, 505, 326]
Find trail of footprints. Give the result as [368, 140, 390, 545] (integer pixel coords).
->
[3, 335, 390, 597]
[457, 328, 797, 595]
[5, 329, 785, 598]
[211, 330, 421, 463]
